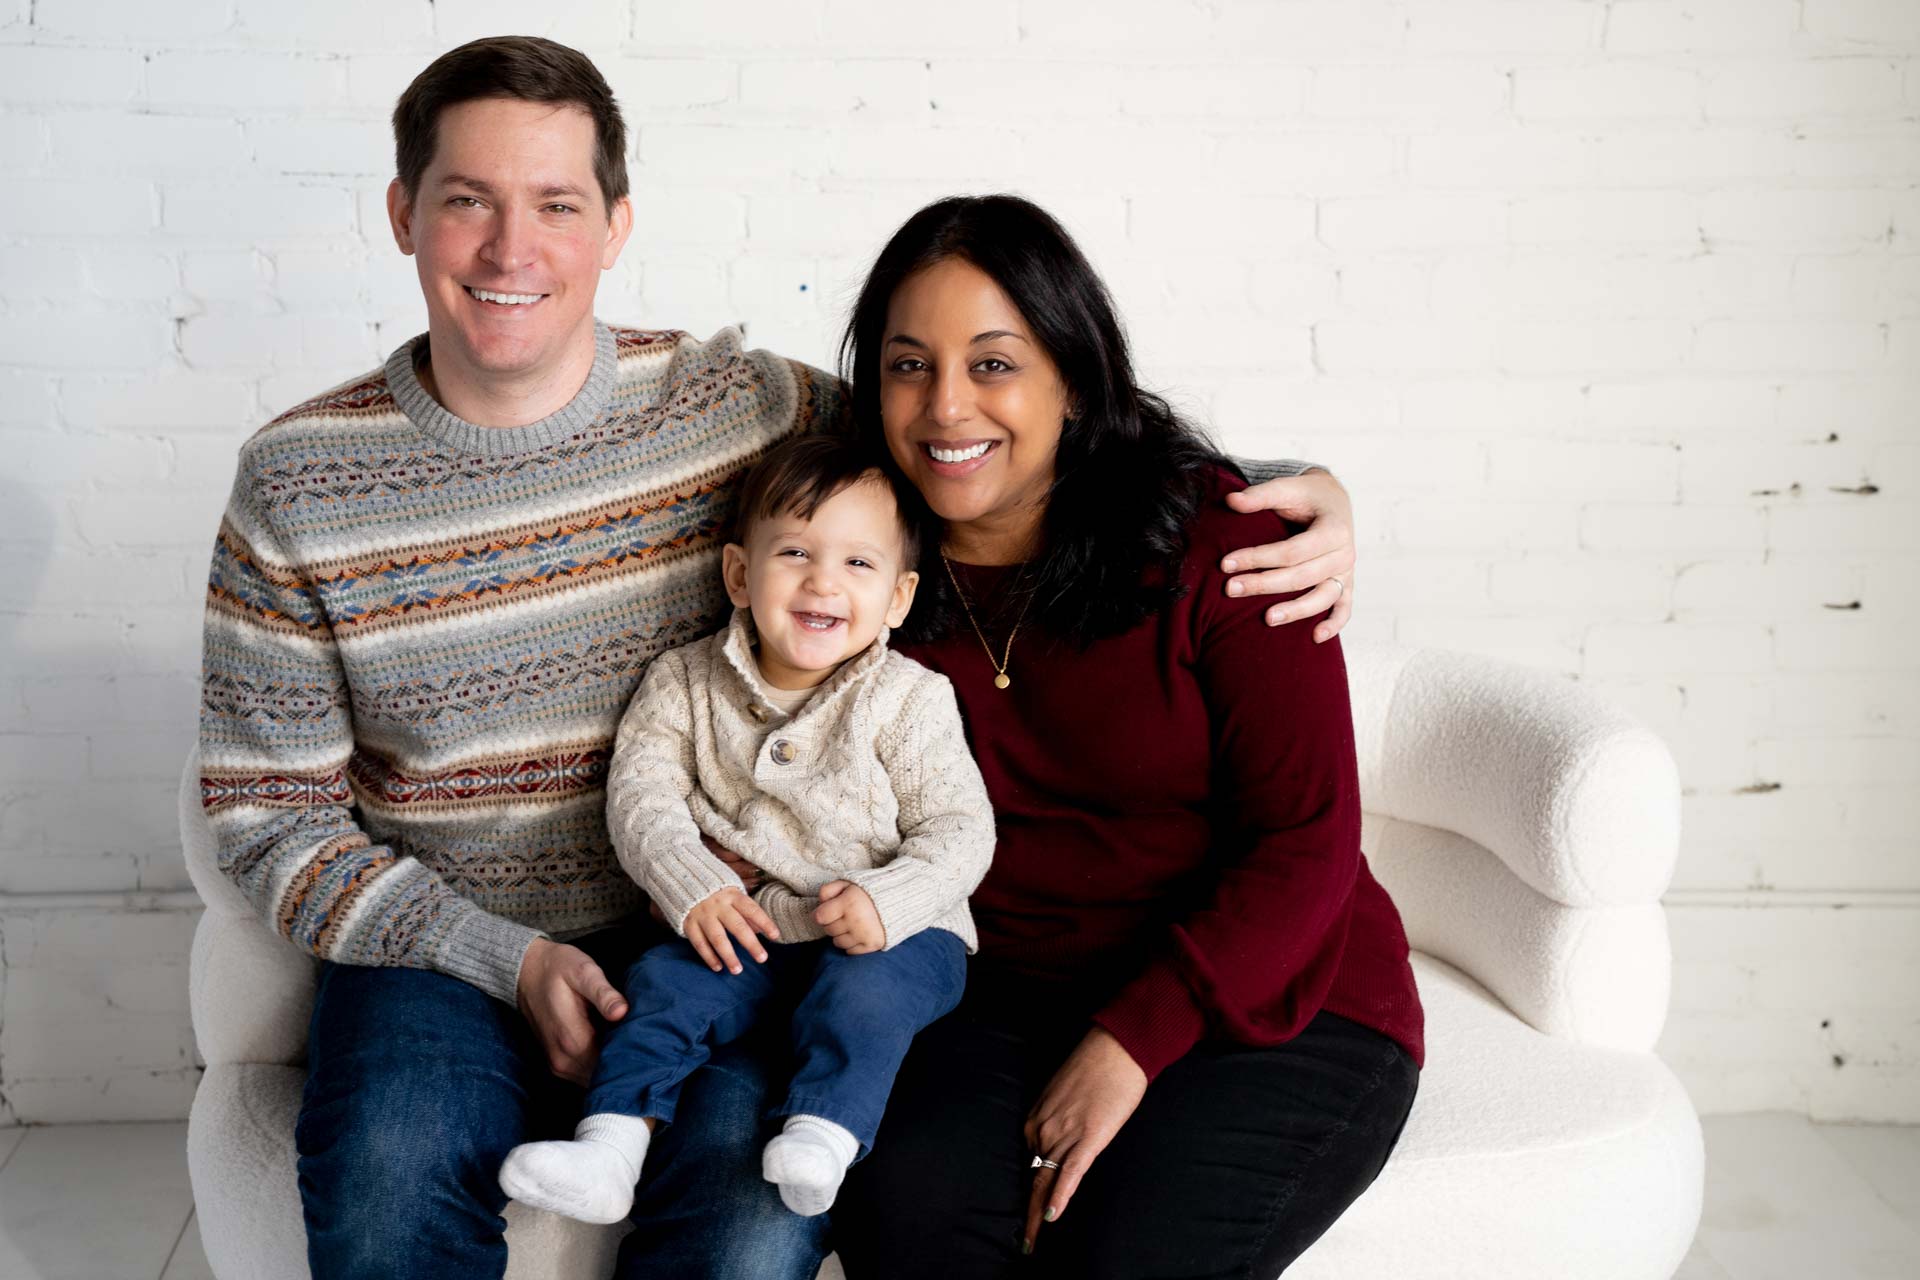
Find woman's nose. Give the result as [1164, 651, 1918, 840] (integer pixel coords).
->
[929, 365, 972, 427]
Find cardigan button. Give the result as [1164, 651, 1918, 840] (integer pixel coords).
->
[770, 739, 796, 765]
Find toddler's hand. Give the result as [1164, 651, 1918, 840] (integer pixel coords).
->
[814, 881, 885, 954]
[682, 887, 780, 974]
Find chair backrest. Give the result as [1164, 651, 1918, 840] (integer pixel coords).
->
[1342, 641, 1682, 1052]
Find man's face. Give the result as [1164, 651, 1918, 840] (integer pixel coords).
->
[387, 96, 632, 388]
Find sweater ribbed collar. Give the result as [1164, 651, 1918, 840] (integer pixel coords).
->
[384, 321, 618, 457]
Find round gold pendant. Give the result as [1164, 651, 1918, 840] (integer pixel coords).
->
[994, 672, 1011, 690]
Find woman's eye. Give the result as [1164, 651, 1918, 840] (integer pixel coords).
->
[888, 358, 926, 374]
[975, 358, 1012, 374]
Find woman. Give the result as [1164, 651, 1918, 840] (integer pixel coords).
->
[827, 195, 1425, 1278]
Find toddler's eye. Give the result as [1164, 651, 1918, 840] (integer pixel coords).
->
[847, 558, 873, 570]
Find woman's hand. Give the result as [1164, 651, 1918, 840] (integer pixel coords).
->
[1220, 470, 1357, 643]
[702, 832, 766, 891]
[1022, 1026, 1148, 1254]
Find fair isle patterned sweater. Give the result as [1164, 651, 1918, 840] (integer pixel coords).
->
[199, 322, 840, 1002]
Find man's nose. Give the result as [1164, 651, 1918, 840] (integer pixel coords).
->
[479, 206, 536, 273]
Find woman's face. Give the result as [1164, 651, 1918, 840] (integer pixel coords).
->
[877, 258, 1071, 559]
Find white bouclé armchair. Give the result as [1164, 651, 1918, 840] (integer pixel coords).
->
[182, 641, 1704, 1279]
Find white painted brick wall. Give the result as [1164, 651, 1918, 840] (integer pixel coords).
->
[0, 0, 1916, 1124]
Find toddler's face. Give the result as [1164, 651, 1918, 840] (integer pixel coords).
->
[722, 476, 920, 690]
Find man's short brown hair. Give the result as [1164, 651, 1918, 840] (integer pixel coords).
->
[392, 36, 628, 208]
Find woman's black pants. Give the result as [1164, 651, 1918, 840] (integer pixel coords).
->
[832, 986, 1419, 1280]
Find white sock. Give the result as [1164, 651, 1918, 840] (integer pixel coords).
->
[762, 1114, 859, 1217]
[498, 1113, 652, 1225]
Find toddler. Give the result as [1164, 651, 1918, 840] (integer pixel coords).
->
[499, 433, 994, 1223]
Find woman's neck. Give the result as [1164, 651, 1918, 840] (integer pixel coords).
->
[941, 507, 1044, 566]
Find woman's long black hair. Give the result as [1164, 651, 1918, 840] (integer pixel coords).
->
[839, 193, 1234, 648]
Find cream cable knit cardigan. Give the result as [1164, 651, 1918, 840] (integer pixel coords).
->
[607, 609, 995, 951]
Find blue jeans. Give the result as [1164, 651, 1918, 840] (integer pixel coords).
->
[590, 930, 967, 1152]
[295, 922, 827, 1280]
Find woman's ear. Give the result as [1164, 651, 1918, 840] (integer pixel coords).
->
[721, 542, 752, 609]
[886, 570, 921, 628]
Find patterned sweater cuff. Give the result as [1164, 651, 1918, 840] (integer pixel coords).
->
[1092, 963, 1210, 1082]
[757, 884, 828, 945]
[431, 905, 547, 1004]
[642, 845, 747, 936]
[844, 862, 947, 949]
[1233, 456, 1324, 483]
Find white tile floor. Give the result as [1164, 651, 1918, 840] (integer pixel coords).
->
[0, 1114, 1914, 1278]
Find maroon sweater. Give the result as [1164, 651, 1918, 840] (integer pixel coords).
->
[894, 472, 1425, 1080]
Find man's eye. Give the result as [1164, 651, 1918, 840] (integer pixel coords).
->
[450, 196, 481, 208]
[545, 204, 576, 215]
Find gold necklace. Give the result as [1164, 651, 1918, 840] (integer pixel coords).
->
[941, 553, 1032, 690]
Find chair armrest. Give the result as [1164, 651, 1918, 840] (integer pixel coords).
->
[181, 749, 317, 1067]
[1345, 642, 1681, 908]
[190, 907, 316, 1068]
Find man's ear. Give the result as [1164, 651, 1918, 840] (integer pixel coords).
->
[721, 542, 752, 609]
[386, 179, 417, 256]
[601, 194, 634, 270]
[885, 570, 920, 629]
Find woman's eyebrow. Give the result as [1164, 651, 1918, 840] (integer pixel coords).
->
[884, 330, 1030, 346]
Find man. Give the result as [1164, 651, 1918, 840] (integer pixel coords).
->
[199, 35, 1361, 1280]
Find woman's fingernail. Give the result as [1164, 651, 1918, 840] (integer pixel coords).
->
[1269, 610, 1287, 626]
[1222, 558, 1237, 572]
[1045, 1206, 1057, 1222]
[1228, 580, 1245, 596]
[1022, 1239, 1033, 1256]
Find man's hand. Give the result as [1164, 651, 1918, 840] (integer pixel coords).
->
[1221, 470, 1357, 643]
[683, 887, 780, 975]
[515, 938, 628, 1086]
[813, 880, 885, 954]
[1022, 1027, 1149, 1256]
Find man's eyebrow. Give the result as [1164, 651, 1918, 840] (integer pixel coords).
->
[438, 174, 591, 200]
